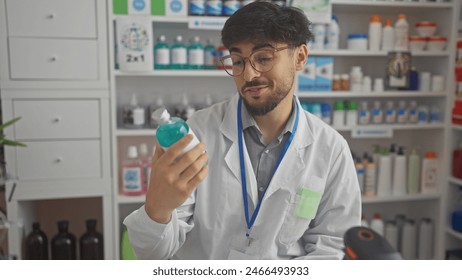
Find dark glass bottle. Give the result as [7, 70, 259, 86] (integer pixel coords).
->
[51, 220, 76, 260]
[25, 222, 48, 260]
[79, 219, 104, 260]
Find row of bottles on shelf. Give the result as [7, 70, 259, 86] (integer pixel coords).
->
[362, 212, 434, 260]
[353, 144, 439, 197]
[121, 143, 154, 196]
[188, 0, 286, 17]
[25, 220, 103, 260]
[299, 60, 445, 92]
[302, 100, 441, 127]
[122, 93, 212, 129]
[314, 12, 446, 52]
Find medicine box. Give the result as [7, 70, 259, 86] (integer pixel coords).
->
[315, 57, 333, 91]
[152, 0, 188, 16]
[298, 57, 316, 92]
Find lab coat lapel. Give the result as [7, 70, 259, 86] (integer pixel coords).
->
[263, 97, 314, 200]
[221, 95, 259, 208]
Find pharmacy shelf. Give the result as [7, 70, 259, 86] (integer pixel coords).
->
[297, 91, 446, 98]
[117, 195, 145, 204]
[310, 50, 451, 57]
[117, 129, 156, 137]
[114, 70, 228, 77]
[332, 0, 453, 12]
[334, 123, 445, 132]
[447, 227, 462, 241]
[362, 192, 441, 204]
[111, 15, 227, 30]
[448, 176, 462, 186]
[452, 124, 462, 131]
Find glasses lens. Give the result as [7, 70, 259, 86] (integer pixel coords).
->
[221, 56, 238, 76]
[251, 50, 275, 73]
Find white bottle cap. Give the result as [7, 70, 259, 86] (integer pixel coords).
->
[151, 107, 170, 123]
[128, 146, 138, 158]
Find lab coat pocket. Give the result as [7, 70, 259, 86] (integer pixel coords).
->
[278, 178, 325, 249]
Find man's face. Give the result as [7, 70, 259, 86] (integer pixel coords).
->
[228, 41, 299, 116]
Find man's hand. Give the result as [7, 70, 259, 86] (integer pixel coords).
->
[145, 134, 208, 224]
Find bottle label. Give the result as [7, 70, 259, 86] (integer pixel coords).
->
[372, 110, 383, 123]
[206, 0, 222, 16]
[155, 48, 170, 65]
[418, 110, 428, 122]
[204, 49, 215, 66]
[223, 1, 240, 16]
[397, 109, 408, 123]
[189, 0, 205, 15]
[172, 48, 187, 64]
[359, 111, 370, 124]
[385, 110, 396, 123]
[133, 108, 145, 126]
[188, 49, 205, 66]
[409, 109, 418, 123]
[122, 167, 142, 192]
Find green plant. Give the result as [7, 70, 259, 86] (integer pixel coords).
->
[0, 117, 26, 147]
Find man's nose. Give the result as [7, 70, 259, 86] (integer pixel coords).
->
[242, 60, 261, 81]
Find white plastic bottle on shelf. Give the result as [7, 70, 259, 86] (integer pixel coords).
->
[377, 148, 392, 196]
[385, 101, 396, 124]
[362, 76, 372, 92]
[392, 146, 407, 196]
[368, 15, 382, 51]
[138, 143, 150, 194]
[370, 212, 385, 236]
[394, 14, 409, 51]
[123, 93, 146, 129]
[384, 221, 399, 251]
[372, 101, 383, 124]
[361, 214, 369, 228]
[421, 151, 438, 194]
[417, 218, 434, 260]
[359, 101, 371, 125]
[312, 24, 326, 50]
[174, 94, 196, 121]
[326, 15, 340, 50]
[401, 219, 417, 260]
[350, 66, 363, 92]
[397, 100, 408, 124]
[408, 100, 418, 123]
[407, 148, 421, 194]
[381, 18, 394, 52]
[121, 145, 143, 196]
[364, 156, 377, 197]
[345, 101, 358, 127]
[332, 101, 345, 128]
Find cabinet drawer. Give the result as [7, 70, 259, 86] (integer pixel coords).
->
[13, 100, 100, 140]
[16, 140, 101, 180]
[9, 38, 98, 80]
[6, 0, 96, 38]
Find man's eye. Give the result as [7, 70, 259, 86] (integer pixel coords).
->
[233, 60, 244, 67]
[255, 56, 272, 65]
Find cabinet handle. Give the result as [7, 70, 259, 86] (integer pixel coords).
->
[53, 116, 61, 123]
[47, 13, 55, 19]
[50, 56, 58, 62]
[55, 157, 63, 163]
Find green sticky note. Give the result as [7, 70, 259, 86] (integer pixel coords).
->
[152, 0, 166, 16]
[295, 188, 322, 220]
[113, 0, 128, 15]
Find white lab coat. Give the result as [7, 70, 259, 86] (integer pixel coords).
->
[123, 94, 361, 259]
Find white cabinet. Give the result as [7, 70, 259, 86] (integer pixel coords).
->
[0, 0, 113, 259]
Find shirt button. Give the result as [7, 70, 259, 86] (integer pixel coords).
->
[259, 186, 264, 192]
[265, 149, 269, 154]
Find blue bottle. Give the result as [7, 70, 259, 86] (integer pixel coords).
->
[152, 107, 200, 154]
[171, 35, 188, 70]
[188, 36, 204, 70]
[204, 38, 216, 70]
[154, 35, 170, 69]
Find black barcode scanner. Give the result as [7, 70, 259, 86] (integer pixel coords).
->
[343, 226, 403, 260]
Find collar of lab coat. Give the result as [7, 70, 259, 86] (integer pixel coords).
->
[220, 94, 315, 207]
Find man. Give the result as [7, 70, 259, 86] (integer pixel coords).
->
[124, 1, 361, 259]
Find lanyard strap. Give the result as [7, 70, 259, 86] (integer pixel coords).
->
[237, 97, 299, 235]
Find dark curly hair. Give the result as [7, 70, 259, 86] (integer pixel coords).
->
[221, 1, 313, 49]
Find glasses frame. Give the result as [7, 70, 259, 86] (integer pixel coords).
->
[220, 46, 291, 77]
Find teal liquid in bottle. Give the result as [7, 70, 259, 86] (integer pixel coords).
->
[171, 35, 188, 70]
[154, 35, 170, 70]
[204, 38, 216, 70]
[152, 107, 199, 154]
[188, 36, 204, 70]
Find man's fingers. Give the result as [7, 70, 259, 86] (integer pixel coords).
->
[162, 134, 194, 163]
[179, 150, 208, 183]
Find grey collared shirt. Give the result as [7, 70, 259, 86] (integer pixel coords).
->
[241, 101, 296, 199]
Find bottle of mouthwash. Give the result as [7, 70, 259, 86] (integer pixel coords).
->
[204, 38, 216, 70]
[171, 35, 188, 70]
[152, 107, 200, 155]
[188, 36, 204, 70]
[154, 35, 170, 69]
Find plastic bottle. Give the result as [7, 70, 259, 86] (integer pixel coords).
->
[350, 66, 363, 92]
[171, 35, 188, 69]
[377, 147, 392, 196]
[25, 222, 49, 260]
[174, 94, 196, 121]
[385, 101, 396, 124]
[206, 0, 223, 16]
[421, 151, 438, 194]
[373, 78, 384, 92]
[51, 220, 77, 260]
[204, 38, 216, 69]
[332, 101, 345, 127]
[397, 100, 408, 124]
[364, 156, 377, 197]
[79, 219, 104, 260]
[188, 36, 204, 70]
[355, 157, 365, 194]
[401, 219, 417, 259]
[418, 105, 429, 123]
[154, 35, 170, 69]
[368, 15, 382, 51]
[408, 100, 418, 123]
[362, 76, 372, 92]
[409, 67, 419, 90]
[152, 107, 200, 154]
[359, 101, 370, 125]
[139, 143, 150, 193]
[372, 101, 383, 124]
[189, 0, 206, 16]
[345, 101, 358, 127]
[321, 103, 331, 124]
[340, 74, 350, 91]
[123, 94, 146, 129]
[453, 142, 462, 179]
[361, 214, 369, 227]
[429, 106, 441, 123]
[121, 145, 144, 196]
[394, 14, 409, 51]
[395, 214, 407, 253]
[370, 212, 385, 236]
[392, 146, 407, 196]
[326, 15, 340, 50]
[149, 97, 165, 129]
[384, 221, 399, 251]
[417, 218, 433, 260]
[217, 45, 231, 70]
[372, 145, 381, 174]
[121, 227, 137, 260]
[382, 18, 394, 52]
[407, 148, 420, 194]
[312, 24, 326, 50]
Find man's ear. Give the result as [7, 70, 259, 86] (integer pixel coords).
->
[295, 44, 308, 71]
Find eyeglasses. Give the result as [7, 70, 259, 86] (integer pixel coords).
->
[219, 46, 290, 77]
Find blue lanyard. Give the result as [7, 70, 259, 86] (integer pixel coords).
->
[237, 97, 299, 242]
